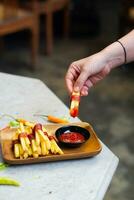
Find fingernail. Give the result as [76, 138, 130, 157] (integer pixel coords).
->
[85, 91, 88, 96]
[81, 90, 88, 96]
[74, 86, 79, 92]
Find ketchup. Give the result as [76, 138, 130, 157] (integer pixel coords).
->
[70, 91, 80, 118]
[59, 132, 85, 143]
[70, 108, 78, 118]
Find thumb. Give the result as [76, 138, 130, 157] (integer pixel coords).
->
[74, 70, 89, 92]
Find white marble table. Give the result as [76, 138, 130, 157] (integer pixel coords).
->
[0, 73, 119, 200]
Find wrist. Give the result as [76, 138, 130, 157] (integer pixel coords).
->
[101, 41, 125, 70]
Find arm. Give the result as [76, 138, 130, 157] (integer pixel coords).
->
[102, 29, 134, 69]
[65, 30, 134, 96]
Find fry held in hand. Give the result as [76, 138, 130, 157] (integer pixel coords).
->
[70, 91, 80, 117]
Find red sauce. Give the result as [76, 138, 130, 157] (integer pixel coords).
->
[71, 95, 80, 102]
[59, 132, 85, 143]
[70, 107, 78, 118]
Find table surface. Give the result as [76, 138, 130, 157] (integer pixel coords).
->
[0, 73, 119, 200]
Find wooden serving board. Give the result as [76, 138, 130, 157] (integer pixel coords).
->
[0, 122, 102, 165]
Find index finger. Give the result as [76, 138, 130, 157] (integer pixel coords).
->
[65, 70, 74, 94]
[65, 65, 79, 94]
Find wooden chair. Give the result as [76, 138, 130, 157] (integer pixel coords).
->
[0, 0, 39, 69]
[23, 0, 71, 54]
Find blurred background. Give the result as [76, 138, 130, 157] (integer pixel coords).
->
[0, 0, 134, 199]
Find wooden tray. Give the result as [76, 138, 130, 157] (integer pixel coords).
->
[0, 122, 102, 165]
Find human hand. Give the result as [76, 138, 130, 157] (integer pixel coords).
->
[66, 30, 134, 96]
[65, 52, 112, 96]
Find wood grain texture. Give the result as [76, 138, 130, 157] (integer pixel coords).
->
[0, 122, 102, 165]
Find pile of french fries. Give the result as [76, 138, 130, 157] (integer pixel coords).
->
[12, 119, 63, 159]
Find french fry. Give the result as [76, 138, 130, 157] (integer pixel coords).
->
[50, 141, 55, 154]
[16, 118, 27, 124]
[33, 153, 39, 158]
[23, 152, 29, 159]
[19, 134, 28, 152]
[33, 123, 42, 133]
[25, 126, 32, 134]
[25, 121, 35, 128]
[70, 91, 80, 118]
[14, 143, 20, 158]
[53, 140, 63, 154]
[19, 122, 25, 132]
[19, 123, 28, 151]
[19, 123, 31, 153]
[31, 139, 37, 153]
[24, 137, 30, 147]
[27, 133, 38, 156]
[41, 141, 47, 156]
[37, 130, 51, 150]
[28, 146, 32, 156]
[12, 120, 64, 159]
[35, 132, 40, 146]
[12, 133, 20, 158]
[17, 128, 22, 134]
[17, 118, 35, 129]
[37, 145, 41, 155]
[18, 143, 24, 156]
[49, 136, 63, 155]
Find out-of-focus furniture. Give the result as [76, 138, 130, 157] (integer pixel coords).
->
[24, 0, 70, 54]
[0, 0, 39, 69]
[119, 0, 134, 36]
